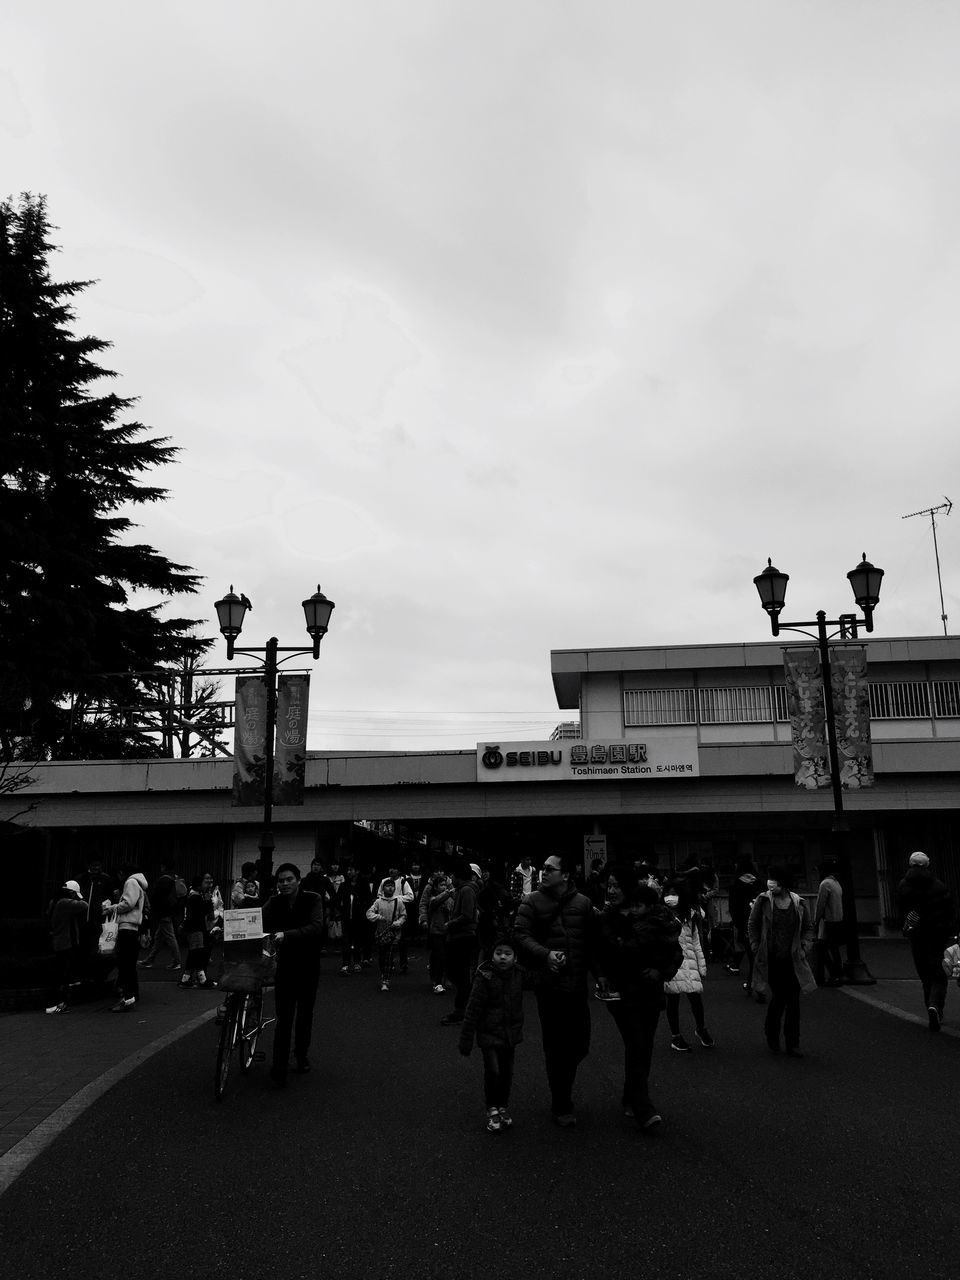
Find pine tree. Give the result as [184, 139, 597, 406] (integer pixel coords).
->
[0, 193, 209, 759]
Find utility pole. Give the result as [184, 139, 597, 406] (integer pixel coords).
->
[902, 498, 953, 636]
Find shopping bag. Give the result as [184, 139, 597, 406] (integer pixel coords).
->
[98, 911, 119, 956]
[327, 918, 342, 940]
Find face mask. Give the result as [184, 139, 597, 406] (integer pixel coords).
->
[663, 894, 679, 907]
[766, 881, 779, 892]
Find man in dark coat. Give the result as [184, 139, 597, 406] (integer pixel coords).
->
[262, 863, 324, 1082]
[513, 851, 602, 1127]
[897, 851, 956, 1031]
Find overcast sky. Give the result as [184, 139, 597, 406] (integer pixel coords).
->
[4, 2, 960, 751]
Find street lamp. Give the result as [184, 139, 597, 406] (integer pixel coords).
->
[214, 585, 335, 897]
[753, 555, 884, 985]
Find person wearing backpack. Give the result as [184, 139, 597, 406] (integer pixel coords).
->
[139, 861, 182, 972]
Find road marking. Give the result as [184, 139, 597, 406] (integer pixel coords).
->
[840, 987, 960, 1038]
[0, 1006, 219, 1198]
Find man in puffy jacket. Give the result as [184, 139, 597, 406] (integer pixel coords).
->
[139, 861, 183, 973]
[897, 851, 956, 1031]
[513, 851, 602, 1128]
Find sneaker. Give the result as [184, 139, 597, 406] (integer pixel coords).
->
[166, 963, 181, 971]
[179, 975, 194, 988]
[498, 1107, 514, 1129]
[45, 1002, 67, 1014]
[928, 1006, 942, 1032]
[351, 964, 362, 973]
[361, 959, 372, 968]
[486, 1108, 503, 1133]
[724, 964, 741, 974]
[594, 987, 621, 1001]
[553, 1112, 577, 1128]
[639, 1108, 662, 1131]
[696, 1028, 715, 1048]
[433, 984, 446, 994]
[440, 1012, 464, 1025]
[622, 1103, 635, 1119]
[671, 1035, 692, 1053]
[138, 961, 154, 969]
[110, 997, 136, 1012]
[380, 980, 390, 992]
[340, 965, 350, 975]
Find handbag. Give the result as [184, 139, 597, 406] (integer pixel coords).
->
[327, 918, 342, 940]
[98, 910, 119, 956]
[942, 942, 960, 979]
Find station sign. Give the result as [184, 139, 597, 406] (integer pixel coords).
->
[476, 739, 699, 783]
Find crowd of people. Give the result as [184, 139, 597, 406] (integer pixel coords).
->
[42, 846, 959, 1129]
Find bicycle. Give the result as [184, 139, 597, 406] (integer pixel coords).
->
[214, 986, 275, 1101]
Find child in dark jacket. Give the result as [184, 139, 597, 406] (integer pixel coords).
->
[459, 936, 525, 1133]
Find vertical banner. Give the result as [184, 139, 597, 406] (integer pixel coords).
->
[830, 646, 873, 789]
[273, 673, 310, 805]
[232, 676, 267, 806]
[783, 649, 831, 790]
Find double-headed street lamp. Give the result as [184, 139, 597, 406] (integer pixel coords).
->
[753, 554, 884, 985]
[214, 585, 335, 898]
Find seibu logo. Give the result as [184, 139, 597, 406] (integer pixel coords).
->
[481, 745, 563, 770]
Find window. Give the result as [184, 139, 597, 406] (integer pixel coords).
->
[868, 681, 930, 719]
[623, 689, 697, 726]
[932, 680, 960, 718]
[698, 687, 774, 724]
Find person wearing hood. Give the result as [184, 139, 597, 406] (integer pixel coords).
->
[46, 880, 88, 1013]
[727, 858, 762, 994]
[599, 866, 683, 1131]
[896, 851, 956, 1032]
[111, 865, 149, 1012]
[748, 867, 816, 1056]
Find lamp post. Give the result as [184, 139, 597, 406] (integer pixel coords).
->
[753, 554, 884, 986]
[214, 585, 335, 898]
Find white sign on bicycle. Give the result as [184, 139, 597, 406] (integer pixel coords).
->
[223, 908, 264, 942]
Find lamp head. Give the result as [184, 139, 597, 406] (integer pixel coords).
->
[753, 559, 789, 636]
[214, 586, 250, 659]
[847, 554, 883, 632]
[302, 586, 335, 659]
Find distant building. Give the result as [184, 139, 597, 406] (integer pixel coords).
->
[550, 721, 581, 740]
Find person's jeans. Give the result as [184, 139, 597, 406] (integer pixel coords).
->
[606, 998, 660, 1115]
[765, 956, 801, 1048]
[445, 935, 477, 1012]
[115, 929, 140, 1001]
[534, 986, 591, 1115]
[816, 922, 845, 984]
[377, 940, 396, 979]
[482, 1045, 515, 1108]
[910, 933, 949, 1015]
[272, 967, 321, 1073]
[665, 992, 705, 1036]
[427, 934, 446, 985]
[144, 916, 181, 966]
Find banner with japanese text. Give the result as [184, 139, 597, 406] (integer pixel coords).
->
[782, 647, 873, 790]
[232, 676, 268, 806]
[830, 646, 873, 789]
[273, 673, 310, 805]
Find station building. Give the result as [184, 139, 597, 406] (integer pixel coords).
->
[4, 634, 959, 927]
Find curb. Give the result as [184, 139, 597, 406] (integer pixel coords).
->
[0, 1004, 219, 1199]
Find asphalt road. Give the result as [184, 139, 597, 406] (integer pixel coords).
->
[3, 964, 958, 1280]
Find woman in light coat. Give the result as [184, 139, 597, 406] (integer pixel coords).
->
[747, 866, 816, 1056]
[662, 882, 714, 1052]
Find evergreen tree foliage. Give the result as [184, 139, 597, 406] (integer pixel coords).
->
[0, 193, 209, 759]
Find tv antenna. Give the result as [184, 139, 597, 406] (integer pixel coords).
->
[902, 497, 952, 636]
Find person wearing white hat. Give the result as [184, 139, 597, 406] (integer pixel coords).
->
[46, 880, 88, 1013]
[897, 851, 956, 1031]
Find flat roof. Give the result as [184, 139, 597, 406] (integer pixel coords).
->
[550, 635, 960, 708]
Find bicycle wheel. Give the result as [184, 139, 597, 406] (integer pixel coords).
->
[214, 993, 241, 1101]
[240, 990, 263, 1072]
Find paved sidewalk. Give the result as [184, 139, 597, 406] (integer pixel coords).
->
[0, 972, 221, 1191]
[0, 938, 952, 1195]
